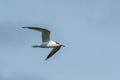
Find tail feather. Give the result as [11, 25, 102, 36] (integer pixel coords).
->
[32, 45, 40, 48]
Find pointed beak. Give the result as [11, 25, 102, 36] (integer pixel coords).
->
[61, 45, 65, 47]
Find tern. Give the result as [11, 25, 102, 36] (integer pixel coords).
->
[22, 27, 65, 60]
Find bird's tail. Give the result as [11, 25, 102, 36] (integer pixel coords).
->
[32, 45, 40, 48]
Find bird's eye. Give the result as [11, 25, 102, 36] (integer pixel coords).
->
[56, 42, 59, 44]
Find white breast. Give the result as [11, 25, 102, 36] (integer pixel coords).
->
[47, 41, 59, 48]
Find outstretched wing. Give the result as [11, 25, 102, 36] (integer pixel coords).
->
[22, 27, 50, 42]
[45, 46, 62, 60]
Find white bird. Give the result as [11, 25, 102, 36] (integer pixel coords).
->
[22, 27, 65, 60]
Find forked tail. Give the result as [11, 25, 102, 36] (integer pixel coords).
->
[32, 45, 40, 48]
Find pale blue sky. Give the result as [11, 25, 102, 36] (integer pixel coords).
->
[0, 0, 120, 80]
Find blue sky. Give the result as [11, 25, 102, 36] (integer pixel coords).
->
[0, 0, 120, 80]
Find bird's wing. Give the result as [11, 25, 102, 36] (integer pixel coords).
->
[22, 27, 50, 42]
[45, 46, 62, 60]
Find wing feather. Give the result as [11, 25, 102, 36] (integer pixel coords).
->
[45, 46, 62, 60]
[22, 27, 50, 42]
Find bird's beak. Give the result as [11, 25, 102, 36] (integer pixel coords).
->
[61, 45, 65, 47]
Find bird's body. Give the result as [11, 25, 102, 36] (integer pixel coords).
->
[33, 41, 60, 48]
[22, 27, 65, 60]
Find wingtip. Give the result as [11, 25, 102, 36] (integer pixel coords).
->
[22, 27, 27, 29]
[44, 58, 48, 61]
[45, 57, 50, 61]
[22, 27, 26, 29]
[22, 27, 35, 29]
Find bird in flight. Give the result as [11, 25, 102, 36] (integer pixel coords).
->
[22, 27, 65, 60]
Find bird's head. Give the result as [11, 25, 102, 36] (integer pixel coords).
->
[55, 42, 65, 47]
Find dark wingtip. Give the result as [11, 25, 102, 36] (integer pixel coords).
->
[22, 27, 28, 29]
[22, 27, 35, 29]
[22, 27, 25, 29]
[44, 58, 48, 61]
[44, 56, 51, 61]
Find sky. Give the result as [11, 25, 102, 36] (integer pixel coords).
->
[0, 0, 120, 80]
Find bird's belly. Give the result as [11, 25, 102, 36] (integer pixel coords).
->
[41, 41, 59, 48]
[40, 44, 49, 48]
[47, 41, 59, 48]
[40, 42, 53, 48]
